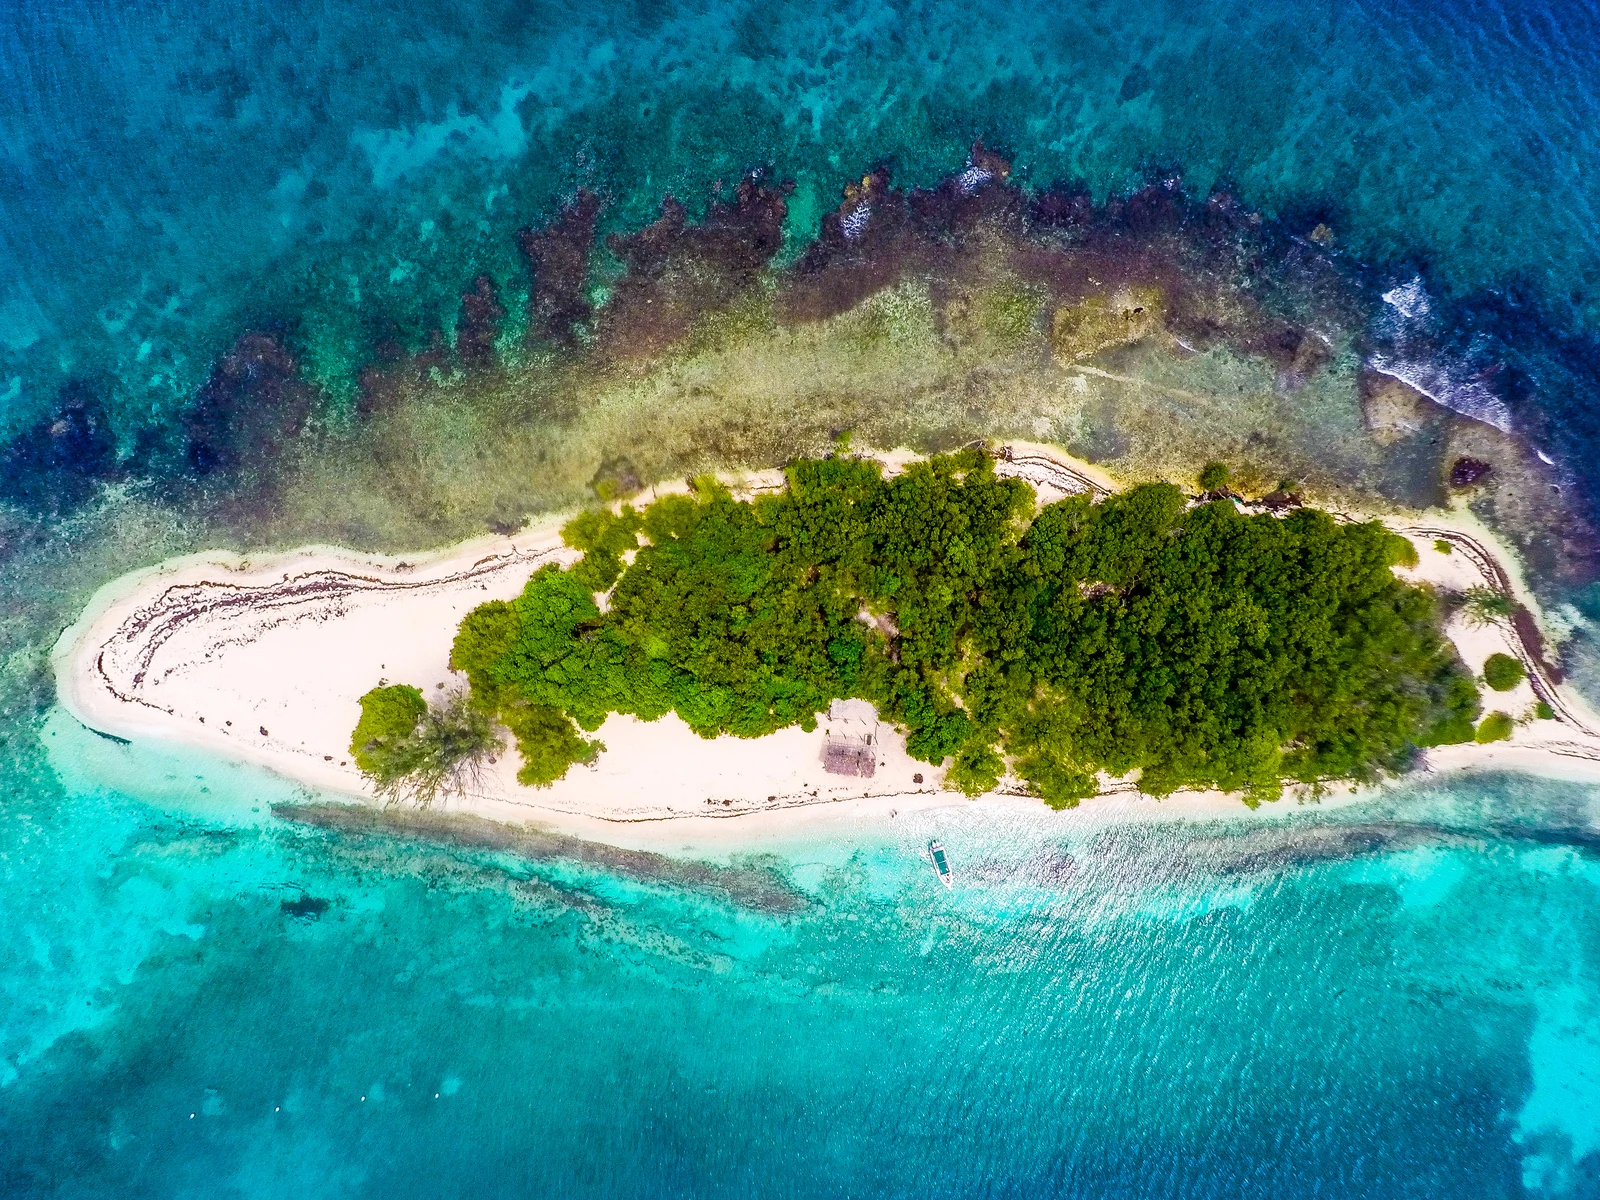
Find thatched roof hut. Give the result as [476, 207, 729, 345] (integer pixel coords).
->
[821, 698, 880, 777]
[823, 739, 876, 777]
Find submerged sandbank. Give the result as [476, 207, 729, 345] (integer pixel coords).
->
[52, 444, 1600, 854]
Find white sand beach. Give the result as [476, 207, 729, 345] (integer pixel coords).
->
[51, 444, 1600, 852]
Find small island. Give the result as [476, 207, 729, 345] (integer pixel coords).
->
[56, 443, 1599, 848]
[352, 448, 1480, 809]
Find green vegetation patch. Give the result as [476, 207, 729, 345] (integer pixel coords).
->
[1385, 534, 1419, 568]
[363, 452, 1480, 804]
[350, 684, 428, 775]
[1482, 652, 1525, 692]
[1461, 585, 1515, 626]
[350, 684, 500, 805]
[1475, 712, 1515, 744]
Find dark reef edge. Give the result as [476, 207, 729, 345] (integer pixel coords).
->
[7, 142, 1600, 702]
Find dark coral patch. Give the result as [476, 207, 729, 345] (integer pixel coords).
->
[1450, 456, 1494, 487]
[6, 143, 1593, 602]
[1029, 182, 1096, 229]
[357, 326, 452, 417]
[782, 144, 1030, 325]
[0, 382, 119, 513]
[781, 166, 916, 322]
[594, 173, 793, 358]
[184, 332, 314, 479]
[905, 140, 1024, 239]
[517, 189, 603, 347]
[280, 894, 330, 919]
[455, 274, 507, 370]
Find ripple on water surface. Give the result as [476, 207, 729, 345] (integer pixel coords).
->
[4, 733, 1600, 1197]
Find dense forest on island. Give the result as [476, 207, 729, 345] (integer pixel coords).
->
[353, 451, 1482, 807]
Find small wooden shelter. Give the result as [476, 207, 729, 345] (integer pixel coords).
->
[822, 699, 879, 778]
[823, 738, 876, 777]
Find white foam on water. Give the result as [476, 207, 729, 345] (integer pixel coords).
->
[840, 202, 872, 240]
[1381, 277, 1433, 320]
[955, 165, 993, 195]
[1366, 354, 1516, 434]
[1372, 276, 1517, 434]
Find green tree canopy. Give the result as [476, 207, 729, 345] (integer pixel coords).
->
[350, 685, 499, 805]
[1482, 652, 1525, 692]
[361, 453, 1481, 805]
[350, 684, 427, 775]
[1476, 711, 1514, 743]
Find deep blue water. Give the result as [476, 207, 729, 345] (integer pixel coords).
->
[7, 0, 1600, 1195]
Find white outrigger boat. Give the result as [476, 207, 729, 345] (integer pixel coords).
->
[927, 840, 953, 887]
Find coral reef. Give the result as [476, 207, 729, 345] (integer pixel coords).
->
[183, 332, 315, 480]
[517, 189, 604, 348]
[356, 326, 452, 418]
[0, 383, 119, 513]
[455, 275, 507, 371]
[596, 174, 793, 358]
[781, 145, 1024, 323]
[4, 144, 1598, 679]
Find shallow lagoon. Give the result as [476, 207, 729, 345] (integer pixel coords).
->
[5, 713, 1599, 1197]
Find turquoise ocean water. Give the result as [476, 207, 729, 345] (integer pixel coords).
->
[8, 718, 1600, 1196]
[7, 0, 1600, 1194]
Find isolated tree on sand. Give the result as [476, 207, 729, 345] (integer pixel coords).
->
[350, 684, 500, 807]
